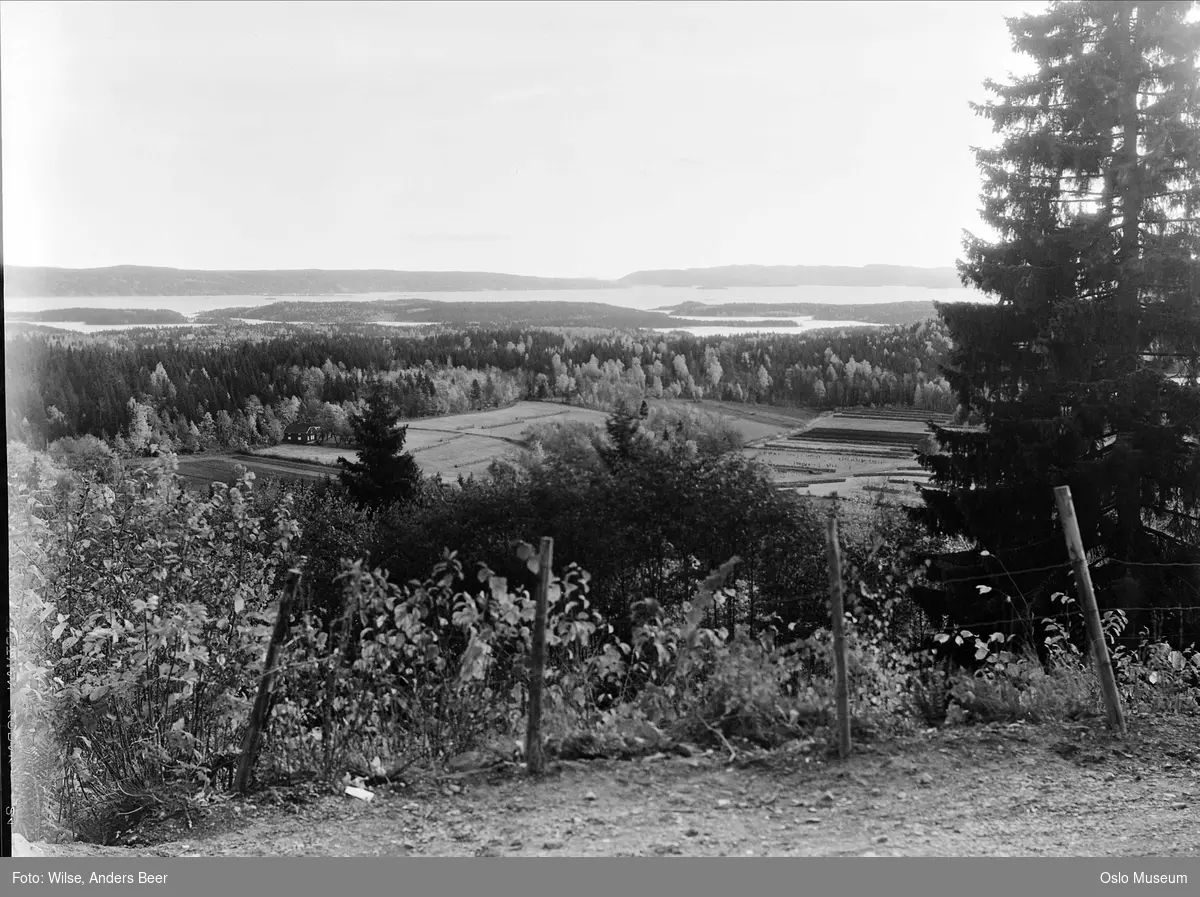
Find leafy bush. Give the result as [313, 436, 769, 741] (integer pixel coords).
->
[925, 590, 1200, 724]
[947, 654, 1099, 724]
[1111, 640, 1200, 715]
[8, 449, 299, 842]
[665, 634, 825, 747]
[905, 662, 954, 727]
[9, 447, 64, 842]
[269, 547, 617, 777]
[14, 435, 1200, 847]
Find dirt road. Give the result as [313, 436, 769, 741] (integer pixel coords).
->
[23, 715, 1199, 857]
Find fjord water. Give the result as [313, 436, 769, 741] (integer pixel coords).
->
[4, 284, 984, 316]
[4, 285, 985, 335]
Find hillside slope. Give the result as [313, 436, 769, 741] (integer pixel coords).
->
[5, 263, 965, 297]
[620, 264, 961, 289]
[2, 265, 613, 297]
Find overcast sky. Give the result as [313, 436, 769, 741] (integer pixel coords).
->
[2, 0, 1046, 278]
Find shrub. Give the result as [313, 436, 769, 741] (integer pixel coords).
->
[9, 446, 64, 842]
[925, 590, 1200, 725]
[947, 651, 1100, 724]
[1111, 639, 1200, 715]
[16, 435, 1198, 845]
[47, 435, 122, 484]
[905, 662, 954, 727]
[268, 547, 616, 777]
[9, 451, 300, 842]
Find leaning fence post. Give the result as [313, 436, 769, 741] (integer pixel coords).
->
[235, 569, 302, 792]
[826, 497, 851, 760]
[1053, 486, 1127, 736]
[526, 537, 553, 776]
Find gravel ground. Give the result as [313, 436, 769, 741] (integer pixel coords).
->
[20, 714, 1200, 858]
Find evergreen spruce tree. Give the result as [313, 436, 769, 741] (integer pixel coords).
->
[916, 1, 1200, 636]
[338, 378, 423, 507]
[601, 403, 647, 467]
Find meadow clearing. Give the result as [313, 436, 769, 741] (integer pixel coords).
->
[171, 453, 339, 490]
[743, 407, 948, 508]
[173, 400, 945, 506]
[248, 401, 614, 482]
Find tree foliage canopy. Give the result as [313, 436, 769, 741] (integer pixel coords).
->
[917, 1, 1200, 634]
[337, 378, 423, 508]
[361, 406, 831, 642]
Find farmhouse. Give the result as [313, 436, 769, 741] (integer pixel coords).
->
[283, 422, 327, 445]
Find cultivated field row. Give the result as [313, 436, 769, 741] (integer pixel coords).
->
[173, 402, 614, 487]
[749, 409, 945, 508]
[173, 402, 942, 510]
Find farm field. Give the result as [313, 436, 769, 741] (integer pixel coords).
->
[427, 402, 611, 444]
[688, 400, 821, 443]
[255, 429, 456, 465]
[173, 453, 339, 490]
[175, 401, 945, 504]
[410, 434, 520, 480]
[803, 415, 930, 434]
[744, 407, 949, 509]
[175, 402, 616, 488]
[405, 403, 608, 479]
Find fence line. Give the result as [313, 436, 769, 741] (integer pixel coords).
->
[931, 559, 1200, 587]
[933, 562, 1070, 585]
[913, 606, 1200, 634]
[1118, 560, 1200, 568]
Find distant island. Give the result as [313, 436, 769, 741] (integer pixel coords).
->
[4, 308, 189, 325]
[664, 300, 938, 327]
[195, 298, 804, 330]
[4, 262, 964, 297]
[190, 297, 935, 329]
[2, 298, 943, 333]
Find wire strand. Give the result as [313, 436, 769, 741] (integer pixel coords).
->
[933, 562, 1070, 585]
[916, 606, 1200, 633]
[930, 559, 1200, 586]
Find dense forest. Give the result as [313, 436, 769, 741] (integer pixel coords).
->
[4, 319, 956, 451]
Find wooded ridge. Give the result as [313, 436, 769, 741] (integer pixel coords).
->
[4, 263, 963, 296]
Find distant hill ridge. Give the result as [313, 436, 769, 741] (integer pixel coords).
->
[2, 265, 611, 297]
[618, 264, 961, 289]
[4, 263, 962, 297]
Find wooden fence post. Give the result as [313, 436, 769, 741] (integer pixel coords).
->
[235, 569, 301, 792]
[1053, 486, 1127, 736]
[526, 537, 553, 776]
[826, 498, 851, 760]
